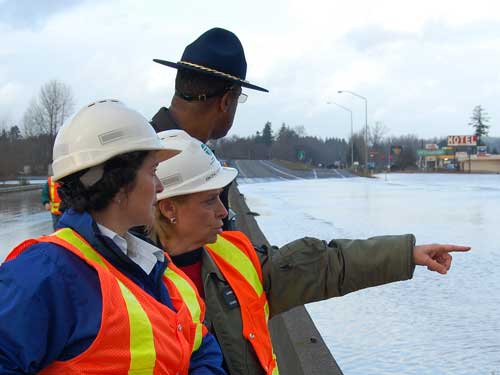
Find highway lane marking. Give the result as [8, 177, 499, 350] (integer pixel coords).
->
[332, 169, 346, 178]
[259, 160, 304, 180]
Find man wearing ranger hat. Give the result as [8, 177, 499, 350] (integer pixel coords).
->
[152, 27, 268, 230]
[151, 27, 268, 141]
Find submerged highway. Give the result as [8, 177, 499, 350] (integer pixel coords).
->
[0, 160, 352, 257]
[233, 160, 353, 182]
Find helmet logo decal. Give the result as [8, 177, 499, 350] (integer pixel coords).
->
[201, 143, 213, 156]
[205, 165, 221, 181]
[98, 129, 125, 145]
[161, 173, 183, 187]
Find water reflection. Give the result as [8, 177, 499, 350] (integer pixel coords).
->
[0, 189, 52, 256]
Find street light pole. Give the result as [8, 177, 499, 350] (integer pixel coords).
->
[328, 102, 353, 167]
[338, 90, 368, 172]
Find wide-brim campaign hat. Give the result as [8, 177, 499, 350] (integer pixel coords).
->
[153, 27, 268, 92]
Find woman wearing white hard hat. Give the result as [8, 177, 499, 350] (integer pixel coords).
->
[0, 101, 226, 375]
[153, 130, 470, 375]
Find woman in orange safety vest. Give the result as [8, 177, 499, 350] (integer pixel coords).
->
[0, 101, 226, 375]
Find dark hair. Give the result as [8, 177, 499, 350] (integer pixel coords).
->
[59, 151, 149, 213]
[175, 68, 233, 97]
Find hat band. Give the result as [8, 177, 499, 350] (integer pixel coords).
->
[178, 61, 250, 84]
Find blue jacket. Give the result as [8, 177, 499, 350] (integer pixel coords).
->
[0, 209, 226, 375]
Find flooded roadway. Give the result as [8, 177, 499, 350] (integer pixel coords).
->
[3, 172, 499, 373]
[0, 189, 52, 257]
[240, 173, 500, 374]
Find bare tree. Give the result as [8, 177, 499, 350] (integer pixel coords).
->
[0, 114, 11, 129]
[23, 80, 75, 143]
[22, 98, 45, 137]
[351, 130, 366, 166]
[293, 125, 306, 137]
[369, 121, 389, 148]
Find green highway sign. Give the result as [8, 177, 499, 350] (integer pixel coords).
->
[417, 149, 446, 156]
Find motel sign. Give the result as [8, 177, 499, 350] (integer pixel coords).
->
[447, 135, 477, 146]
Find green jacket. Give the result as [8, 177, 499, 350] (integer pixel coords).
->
[201, 233, 416, 375]
[41, 182, 50, 205]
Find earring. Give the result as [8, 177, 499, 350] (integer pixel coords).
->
[169, 217, 177, 224]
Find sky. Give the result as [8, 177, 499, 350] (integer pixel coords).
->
[1, 0, 499, 141]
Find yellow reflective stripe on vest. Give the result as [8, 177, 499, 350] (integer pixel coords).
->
[164, 267, 203, 352]
[209, 235, 280, 374]
[49, 178, 55, 200]
[209, 235, 263, 296]
[50, 202, 60, 214]
[49, 179, 60, 214]
[272, 355, 279, 375]
[54, 228, 156, 375]
[264, 302, 270, 322]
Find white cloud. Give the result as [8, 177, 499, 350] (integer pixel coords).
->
[0, 0, 499, 140]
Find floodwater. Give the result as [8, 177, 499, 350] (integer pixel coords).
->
[239, 173, 500, 375]
[2, 175, 499, 374]
[0, 189, 52, 256]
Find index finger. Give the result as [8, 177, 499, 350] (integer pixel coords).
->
[435, 244, 471, 253]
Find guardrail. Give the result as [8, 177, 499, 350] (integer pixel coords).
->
[0, 185, 43, 194]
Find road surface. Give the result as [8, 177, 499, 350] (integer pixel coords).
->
[232, 160, 353, 183]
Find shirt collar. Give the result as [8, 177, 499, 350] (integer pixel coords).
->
[96, 223, 164, 274]
[96, 224, 127, 254]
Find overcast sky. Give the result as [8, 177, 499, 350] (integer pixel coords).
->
[1, 0, 499, 141]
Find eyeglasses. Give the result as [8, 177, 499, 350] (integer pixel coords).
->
[238, 92, 248, 104]
[176, 85, 247, 103]
[228, 86, 247, 104]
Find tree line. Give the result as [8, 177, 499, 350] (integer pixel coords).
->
[212, 122, 349, 167]
[212, 121, 430, 170]
[0, 79, 493, 178]
[212, 105, 493, 171]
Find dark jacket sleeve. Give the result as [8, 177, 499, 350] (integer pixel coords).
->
[260, 234, 416, 317]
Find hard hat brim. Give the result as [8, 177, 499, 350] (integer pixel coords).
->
[157, 166, 238, 201]
[156, 149, 181, 163]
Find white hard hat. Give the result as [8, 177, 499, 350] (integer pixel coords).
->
[156, 130, 238, 200]
[52, 100, 179, 181]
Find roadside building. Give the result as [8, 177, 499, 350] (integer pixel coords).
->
[418, 147, 456, 171]
[462, 155, 500, 173]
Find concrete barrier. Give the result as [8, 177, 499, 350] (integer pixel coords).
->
[229, 183, 344, 375]
[0, 185, 43, 194]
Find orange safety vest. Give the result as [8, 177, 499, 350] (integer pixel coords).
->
[6, 228, 207, 375]
[205, 231, 280, 375]
[47, 176, 62, 215]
